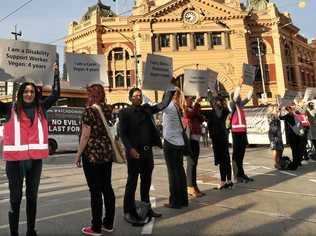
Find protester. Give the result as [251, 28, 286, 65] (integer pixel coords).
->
[306, 101, 316, 151]
[279, 105, 305, 170]
[201, 121, 209, 147]
[229, 81, 253, 183]
[75, 84, 115, 236]
[162, 88, 189, 209]
[267, 104, 284, 169]
[183, 96, 205, 197]
[0, 64, 60, 236]
[207, 95, 233, 189]
[119, 88, 174, 225]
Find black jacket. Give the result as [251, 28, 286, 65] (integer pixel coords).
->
[119, 91, 174, 152]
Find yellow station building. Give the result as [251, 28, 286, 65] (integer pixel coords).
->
[65, 0, 316, 105]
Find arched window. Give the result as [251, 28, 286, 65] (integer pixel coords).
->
[115, 71, 125, 88]
[251, 41, 266, 56]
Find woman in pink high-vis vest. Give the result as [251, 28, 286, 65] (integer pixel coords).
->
[0, 64, 60, 236]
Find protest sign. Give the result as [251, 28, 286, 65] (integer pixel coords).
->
[303, 87, 316, 102]
[66, 53, 107, 87]
[143, 54, 174, 91]
[279, 90, 298, 107]
[183, 69, 209, 97]
[207, 69, 218, 94]
[0, 38, 56, 85]
[243, 63, 256, 85]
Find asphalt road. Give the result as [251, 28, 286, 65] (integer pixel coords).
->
[0, 145, 316, 236]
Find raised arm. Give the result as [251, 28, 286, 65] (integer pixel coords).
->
[147, 90, 175, 114]
[42, 64, 60, 111]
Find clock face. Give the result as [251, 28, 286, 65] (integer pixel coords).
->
[183, 10, 199, 24]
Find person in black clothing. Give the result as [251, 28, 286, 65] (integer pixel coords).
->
[119, 88, 174, 226]
[207, 95, 233, 189]
[0, 64, 60, 236]
[279, 106, 305, 170]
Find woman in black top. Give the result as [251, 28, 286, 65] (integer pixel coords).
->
[207, 96, 233, 189]
[0, 64, 60, 236]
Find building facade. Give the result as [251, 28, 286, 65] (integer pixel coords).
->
[65, 0, 316, 105]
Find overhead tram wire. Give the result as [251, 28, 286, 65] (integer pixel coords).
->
[0, 0, 33, 24]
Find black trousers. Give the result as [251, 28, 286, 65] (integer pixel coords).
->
[232, 132, 248, 177]
[163, 140, 188, 208]
[123, 149, 154, 214]
[289, 136, 304, 168]
[82, 156, 115, 233]
[212, 137, 231, 182]
[186, 139, 200, 187]
[6, 159, 42, 236]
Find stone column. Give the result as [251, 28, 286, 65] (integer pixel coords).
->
[187, 33, 194, 50]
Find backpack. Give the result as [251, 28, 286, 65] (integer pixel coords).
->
[279, 156, 292, 170]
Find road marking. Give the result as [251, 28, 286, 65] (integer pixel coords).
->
[0, 208, 90, 229]
[141, 197, 156, 235]
[279, 171, 298, 177]
[309, 179, 316, 183]
[150, 185, 155, 191]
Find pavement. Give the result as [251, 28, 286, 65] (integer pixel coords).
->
[0, 145, 316, 236]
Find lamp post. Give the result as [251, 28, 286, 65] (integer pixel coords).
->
[256, 37, 267, 100]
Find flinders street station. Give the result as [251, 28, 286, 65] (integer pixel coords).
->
[62, 0, 316, 106]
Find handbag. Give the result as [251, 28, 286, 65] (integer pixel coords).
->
[92, 104, 126, 164]
[175, 106, 193, 157]
[288, 118, 305, 137]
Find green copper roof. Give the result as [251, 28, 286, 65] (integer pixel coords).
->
[81, 0, 116, 22]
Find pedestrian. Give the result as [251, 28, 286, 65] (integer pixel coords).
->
[229, 80, 254, 183]
[267, 104, 284, 169]
[201, 121, 209, 147]
[183, 96, 205, 197]
[1, 64, 60, 236]
[207, 95, 233, 189]
[279, 105, 305, 170]
[306, 100, 316, 151]
[162, 88, 189, 209]
[74, 84, 115, 236]
[119, 88, 174, 225]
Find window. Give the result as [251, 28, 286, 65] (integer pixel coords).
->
[108, 71, 113, 88]
[115, 71, 125, 88]
[251, 41, 266, 56]
[286, 66, 295, 83]
[254, 64, 269, 81]
[194, 33, 205, 46]
[212, 32, 222, 46]
[114, 48, 124, 60]
[160, 34, 170, 48]
[126, 71, 131, 87]
[176, 33, 187, 47]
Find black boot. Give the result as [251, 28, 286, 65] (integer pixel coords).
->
[8, 211, 19, 236]
[26, 198, 37, 236]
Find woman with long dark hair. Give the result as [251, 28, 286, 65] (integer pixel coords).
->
[1, 65, 60, 236]
[75, 84, 115, 236]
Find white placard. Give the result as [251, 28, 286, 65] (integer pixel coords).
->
[208, 69, 218, 93]
[279, 90, 298, 107]
[303, 87, 316, 102]
[0, 38, 56, 85]
[66, 53, 107, 88]
[183, 69, 209, 97]
[142, 54, 174, 91]
[243, 63, 256, 85]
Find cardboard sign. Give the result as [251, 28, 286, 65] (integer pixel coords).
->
[279, 90, 300, 107]
[303, 87, 316, 102]
[243, 63, 256, 85]
[183, 69, 209, 97]
[0, 38, 56, 85]
[66, 53, 107, 88]
[143, 54, 174, 91]
[207, 69, 218, 94]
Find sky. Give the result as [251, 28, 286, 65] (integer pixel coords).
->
[0, 0, 315, 66]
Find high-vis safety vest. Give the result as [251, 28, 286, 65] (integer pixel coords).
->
[295, 113, 310, 128]
[231, 105, 247, 133]
[3, 108, 49, 161]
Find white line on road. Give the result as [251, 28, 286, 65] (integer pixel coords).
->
[279, 171, 298, 177]
[141, 197, 156, 235]
[309, 179, 316, 183]
[0, 208, 90, 230]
